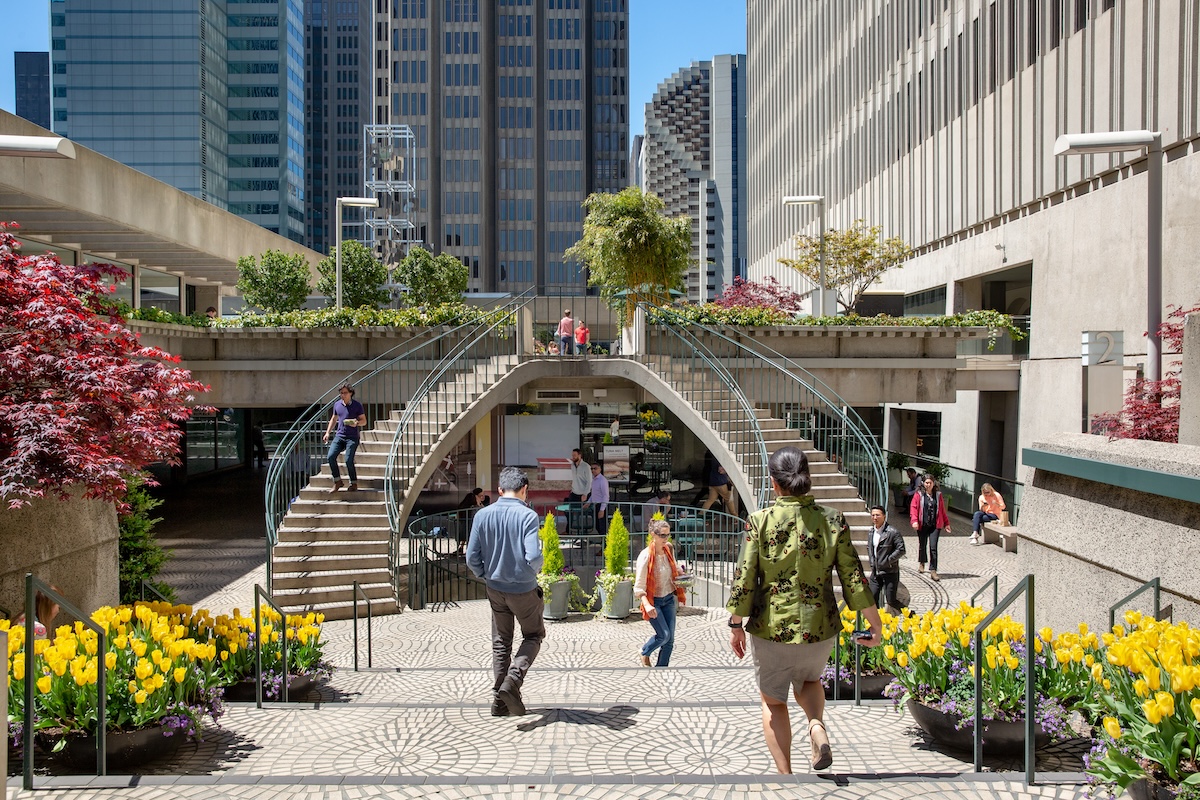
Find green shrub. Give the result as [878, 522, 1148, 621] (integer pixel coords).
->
[539, 513, 564, 578]
[235, 249, 312, 312]
[117, 477, 176, 603]
[603, 509, 630, 577]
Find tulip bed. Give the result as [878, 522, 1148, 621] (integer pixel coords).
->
[821, 607, 900, 689]
[4, 601, 329, 755]
[866, 602, 1198, 796]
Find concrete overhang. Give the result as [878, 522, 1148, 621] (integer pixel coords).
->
[0, 111, 321, 287]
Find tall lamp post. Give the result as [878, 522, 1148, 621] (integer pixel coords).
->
[334, 196, 380, 310]
[1053, 131, 1163, 382]
[782, 194, 828, 317]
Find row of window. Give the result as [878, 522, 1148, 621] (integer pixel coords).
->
[498, 261, 534, 283]
[445, 94, 480, 119]
[229, 85, 280, 98]
[442, 61, 476, 86]
[499, 75, 534, 98]
[394, 0, 427, 19]
[444, 158, 480, 182]
[547, 18, 580, 40]
[499, 105, 533, 128]
[546, 169, 582, 192]
[498, 167, 534, 189]
[548, 78, 581, 100]
[446, 31, 480, 54]
[498, 137, 532, 159]
[444, 190, 480, 215]
[393, 91, 427, 115]
[593, 46, 624, 68]
[499, 198, 534, 221]
[546, 230, 580, 253]
[230, 179, 280, 192]
[547, 48, 580, 70]
[547, 109, 582, 130]
[499, 45, 532, 66]
[444, 0, 479, 23]
[229, 38, 279, 51]
[498, 229, 534, 252]
[546, 200, 583, 222]
[394, 28, 428, 51]
[444, 125, 480, 150]
[229, 15, 278, 27]
[444, 223, 479, 247]
[546, 138, 581, 161]
[230, 132, 280, 145]
[229, 202, 280, 215]
[229, 155, 280, 169]
[499, 14, 532, 37]
[229, 61, 279, 74]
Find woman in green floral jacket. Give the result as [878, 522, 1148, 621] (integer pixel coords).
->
[727, 446, 883, 774]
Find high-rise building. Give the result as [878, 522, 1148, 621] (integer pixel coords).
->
[14, 52, 50, 130]
[376, 0, 629, 294]
[628, 133, 644, 190]
[746, 1, 1200, 478]
[50, 0, 305, 243]
[643, 55, 745, 302]
[304, 0, 373, 255]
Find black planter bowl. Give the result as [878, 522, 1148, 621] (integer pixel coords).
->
[1126, 778, 1181, 800]
[222, 674, 316, 703]
[824, 673, 895, 700]
[906, 699, 1049, 756]
[41, 726, 180, 770]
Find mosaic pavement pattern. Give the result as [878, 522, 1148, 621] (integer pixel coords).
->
[9, 509, 1089, 798]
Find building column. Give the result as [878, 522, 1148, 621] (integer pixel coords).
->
[475, 413, 494, 493]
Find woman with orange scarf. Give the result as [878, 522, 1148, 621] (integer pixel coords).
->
[634, 518, 687, 667]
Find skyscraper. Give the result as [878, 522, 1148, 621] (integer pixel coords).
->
[50, 0, 304, 243]
[304, 0, 373, 255]
[376, 0, 629, 294]
[14, 52, 50, 130]
[642, 55, 746, 302]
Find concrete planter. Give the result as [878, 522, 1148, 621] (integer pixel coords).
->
[599, 579, 634, 619]
[542, 579, 571, 620]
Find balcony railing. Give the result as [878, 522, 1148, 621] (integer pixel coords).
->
[956, 315, 1030, 357]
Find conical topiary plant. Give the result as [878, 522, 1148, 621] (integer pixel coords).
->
[603, 509, 629, 577]
[539, 513, 564, 578]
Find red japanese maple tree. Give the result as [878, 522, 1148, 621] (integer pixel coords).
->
[0, 225, 209, 509]
[713, 276, 806, 312]
[1091, 302, 1198, 443]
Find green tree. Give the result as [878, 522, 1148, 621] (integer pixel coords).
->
[391, 246, 468, 307]
[565, 187, 691, 323]
[778, 219, 914, 314]
[539, 513, 565, 578]
[316, 240, 390, 309]
[603, 509, 630, 577]
[236, 249, 312, 312]
[118, 476, 176, 603]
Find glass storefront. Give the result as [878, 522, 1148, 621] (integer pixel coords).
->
[138, 266, 181, 312]
[187, 409, 246, 475]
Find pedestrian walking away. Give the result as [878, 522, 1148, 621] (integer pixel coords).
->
[323, 383, 366, 493]
[866, 505, 906, 613]
[909, 474, 950, 580]
[634, 518, 687, 667]
[727, 446, 883, 774]
[556, 308, 574, 356]
[466, 466, 546, 717]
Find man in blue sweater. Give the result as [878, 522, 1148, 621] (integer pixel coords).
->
[466, 466, 544, 717]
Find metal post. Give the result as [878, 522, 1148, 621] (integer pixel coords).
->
[1024, 574, 1036, 787]
[853, 609, 862, 706]
[335, 197, 344, 310]
[817, 198, 827, 317]
[23, 577, 35, 790]
[1, 629, 6, 782]
[1146, 134, 1163, 383]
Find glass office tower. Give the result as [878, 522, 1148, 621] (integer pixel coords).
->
[15, 51, 51, 129]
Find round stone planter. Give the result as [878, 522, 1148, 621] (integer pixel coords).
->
[824, 673, 894, 700]
[45, 725, 180, 770]
[222, 674, 317, 703]
[906, 699, 1049, 755]
[598, 579, 635, 619]
[542, 579, 571, 620]
[1126, 778, 1180, 800]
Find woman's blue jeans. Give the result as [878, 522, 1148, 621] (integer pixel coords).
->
[972, 511, 998, 533]
[327, 435, 359, 483]
[640, 593, 677, 667]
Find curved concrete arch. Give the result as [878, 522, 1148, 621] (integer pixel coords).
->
[394, 357, 760, 536]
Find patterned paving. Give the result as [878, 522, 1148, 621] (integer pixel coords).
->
[7, 492, 1087, 798]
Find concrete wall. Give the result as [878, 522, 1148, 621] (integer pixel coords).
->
[1017, 433, 1200, 633]
[0, 495, 119, 623]
[1182, 314, 1199, 446]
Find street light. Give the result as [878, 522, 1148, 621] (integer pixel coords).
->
[0, 134, 76, 159]
[1054, 130, 1163, 382]
[334, 196, 379, 310]
[782, 194, 830, 317]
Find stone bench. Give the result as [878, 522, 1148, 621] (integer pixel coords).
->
[983, 521, 1019, 553]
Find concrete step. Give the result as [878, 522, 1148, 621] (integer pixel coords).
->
[274, 595, 400, 621]
[288, 499, 387, 515]
[272, 554, 389, 574]
[274, 541, 389, 558]
[278, 513, 390, 529]
[277, 526, 390, 544]
[271, 565, 393, 590]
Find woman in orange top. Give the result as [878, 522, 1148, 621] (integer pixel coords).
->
[633, 518, 687, 667]
[971, 483, 1006, 544]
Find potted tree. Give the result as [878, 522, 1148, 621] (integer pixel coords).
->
[595, 510, 634, 619]
[536, 513, 574, 620]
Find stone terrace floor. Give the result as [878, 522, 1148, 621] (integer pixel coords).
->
[8, 482, 1092, 799]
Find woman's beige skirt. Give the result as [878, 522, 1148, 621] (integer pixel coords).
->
[750, 635, 837, 702]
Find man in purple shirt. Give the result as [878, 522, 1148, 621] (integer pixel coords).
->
[323, 383, 366, 492]
[587, 463, 609, 534]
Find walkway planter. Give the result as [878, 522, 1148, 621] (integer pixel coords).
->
[542, 579, 571, 620]
[1126, 778, 1179, 800]
[45, 725, 180, 770]
[825, 673, 894, 700]
[222, 674, 317, 703]
[599, 580, 634, 619]
[906, 699, 1049, 755]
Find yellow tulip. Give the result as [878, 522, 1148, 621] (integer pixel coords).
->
[1005, 656, 1020, 671]
[1190, 697, 1200, 719]
[12, 658, 25, 681]
[174, 667, 187, 683]
[1091, 663, 1103, 682]
[220, 650, 229, 662]
[128, 680, 138, 694]
[1039, 626, 1053, 642]
[230, 643, 238, 655]
[1144, 698, 1164, 725]
[896, 652, 909, 668]
[134, 690, 147, 705]
[1103, 716, 1122, 739]
[1133, 679, 1149, 698]
[884, 644, 895, 659]
[131, 640, 147, 658]
[105, 651, 117, 670]
[36, 675, 52, 694]
[1154, 692, 1175, 719]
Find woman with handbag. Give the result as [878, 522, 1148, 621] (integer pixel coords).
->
[909, 474, 950, 580]
[633, 518, 687, 667]
[727, 446, 882, 773]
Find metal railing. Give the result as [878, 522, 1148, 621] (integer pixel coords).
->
[635, 309, 772, 510]
[1108, 577, 1173, 629]
[384, 294, 534, 582]
[23, 575, 108, 789]
[971, 576, 1000, 609]
[352, 580, 373, 671]
[887, 450, 1022, 525]
[401, 503, 747, 611]
[139, 580, 171, 603]
[253, 585, 288, 707]
[648, 307, 886, 509]
[972, 573, 1035, 784]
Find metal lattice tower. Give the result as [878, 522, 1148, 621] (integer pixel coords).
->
[362, 124, 420, 268]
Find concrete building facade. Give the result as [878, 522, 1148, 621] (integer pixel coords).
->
[372, 0, 629, 294]
[14, 51, 50, 129]
[643, 55, 746, 302]
[51, 0, 305, 244]
[746, 0, 1200, 481]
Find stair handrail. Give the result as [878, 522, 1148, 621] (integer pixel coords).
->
[633, 312, 772, 509]
[383, 291, 535, 547]
[644, 307, 887, 509]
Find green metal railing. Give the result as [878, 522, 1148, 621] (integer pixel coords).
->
[635, 310, 772, 509]
[139, 580, 171, 603]
[971, 576, 1000, 609]
[384, 294, 534, 589]
[23, 575, 108, 789]
[1109, 577, 1173, 629]
[972, 573, 1036, 784]
[887, 450, 1022, 525]
[352, 580, 373, 671]
[648, 308, 886, 509]
[253, 585, 288, 707]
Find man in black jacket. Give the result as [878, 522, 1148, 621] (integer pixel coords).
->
[867, 505, 906, 613]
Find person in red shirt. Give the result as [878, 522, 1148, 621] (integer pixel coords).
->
[574, 319, 590, 357]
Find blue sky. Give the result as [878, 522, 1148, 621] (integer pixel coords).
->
[0, 0, 745, 137]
